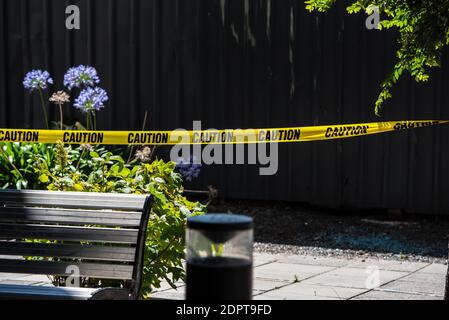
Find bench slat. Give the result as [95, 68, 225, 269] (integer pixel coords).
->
[0, 259, 134, 280]
[0, 190, 152, 298]
[0, 224, 138, 244]
[0, 207, 142, 227]
[0, 242, 136, 262]
[0, 190, 147, 211]
[0, 284, 97, 300]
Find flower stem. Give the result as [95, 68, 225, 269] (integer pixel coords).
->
[76, 149, 86, 170]
[91, 111, 97, 130]
[58, 104, 64, 130]
[38, 89, 49, 129]
[86, 113, 90, 131]
[127, 110, 148, 164]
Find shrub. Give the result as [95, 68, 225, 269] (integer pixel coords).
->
[0, 142, 55, 190]
[0, 65, 206, 298]
[31, 143, 206, 298]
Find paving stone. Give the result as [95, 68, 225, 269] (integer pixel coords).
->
[253, 278, 291, 291]
[301, 267, 407, 289]
[347, 259, 429, 272]
[417, 263, 447, 275]
[151, 287, 185, 300]
[401, 271, 446, 284]
[254, 254, 281, 267]
[277, 255, 351, 268]
[254, 262, 335, 282]
[264, 282, 368, 300]
[353, 290, 441, 300]
[0, 253, 445, 301]
[253, 291, 337, 300]
[252, 289, 265, 296]
[381, 272, 446, 297]
[151, 290, 185, 300]
[379, 280, 445, 297]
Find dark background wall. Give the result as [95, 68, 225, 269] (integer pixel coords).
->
[1, 0, 449, 214]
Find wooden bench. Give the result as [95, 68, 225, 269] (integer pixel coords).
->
[0, 190, 151, 300]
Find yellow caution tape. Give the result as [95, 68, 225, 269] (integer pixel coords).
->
[0, 120, 447, 145]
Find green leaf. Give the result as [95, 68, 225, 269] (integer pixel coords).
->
[306, 0, 449, 115]
[110, 155, 125, 163]
[39, 174, 49, 183]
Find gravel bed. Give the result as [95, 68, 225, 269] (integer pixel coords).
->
[208, 200, 449, 264]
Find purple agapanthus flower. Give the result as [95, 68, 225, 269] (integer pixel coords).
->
[64, 65, 100, 90]
[23, 70, 53, 92]
[73, 87, 108, 113]
[176, 155, 202, 182]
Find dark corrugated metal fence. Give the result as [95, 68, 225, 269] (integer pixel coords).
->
[1, 0, 449, 214]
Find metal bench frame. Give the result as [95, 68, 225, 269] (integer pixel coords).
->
[0, 190, 152, 300]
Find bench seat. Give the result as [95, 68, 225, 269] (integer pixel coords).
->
[0, 190, 152, 300]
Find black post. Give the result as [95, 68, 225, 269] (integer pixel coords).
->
[445, 241, 449, 300]
[185, 214, 253, 300]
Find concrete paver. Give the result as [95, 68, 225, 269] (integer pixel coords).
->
[300, 267, 408, 289]
[380, 272, 446, 297]
[352, 290, 441, 300]
[256, 282, 368, 300]
[346, 259, 429, 272]
[253, 278, 292, 292]
[417, 263, 448, 274]
[0, 253, 446, 300]
[253, 292, 337, 300]
[276, 255, 351, 268]
[254, 262, 335, 282]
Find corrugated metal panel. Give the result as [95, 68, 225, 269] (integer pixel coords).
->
[1, 0, 449, 214]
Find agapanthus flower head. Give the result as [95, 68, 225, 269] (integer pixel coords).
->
[49, 91, 70, 105]
[64, 65, 100, 90]
[176, 155, 202, 181]
[23, 70, 53, 92]
[73, 87, 108, 113]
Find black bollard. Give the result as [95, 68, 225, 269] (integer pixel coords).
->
[185, 214, 253, 300]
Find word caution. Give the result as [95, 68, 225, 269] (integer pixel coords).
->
[0, 120, 446, 145]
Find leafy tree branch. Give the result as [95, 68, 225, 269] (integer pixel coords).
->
[305, 0, 449, 115]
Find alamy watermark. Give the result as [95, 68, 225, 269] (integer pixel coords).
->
[66, 5, 80, 30]
[65, 265, 80, 287]
[365, 6, 380, 30]
[365, 265, 380, 289]
[170, 121, 279, 176]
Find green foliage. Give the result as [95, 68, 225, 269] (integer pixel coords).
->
[0, 142, 117, 190]
[7, 65, 206, 299]
[305, 0, 449, 115]
[0, 142, 56, 190]
[0, 141, 205, 298]
[33, 143, 205, 298]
